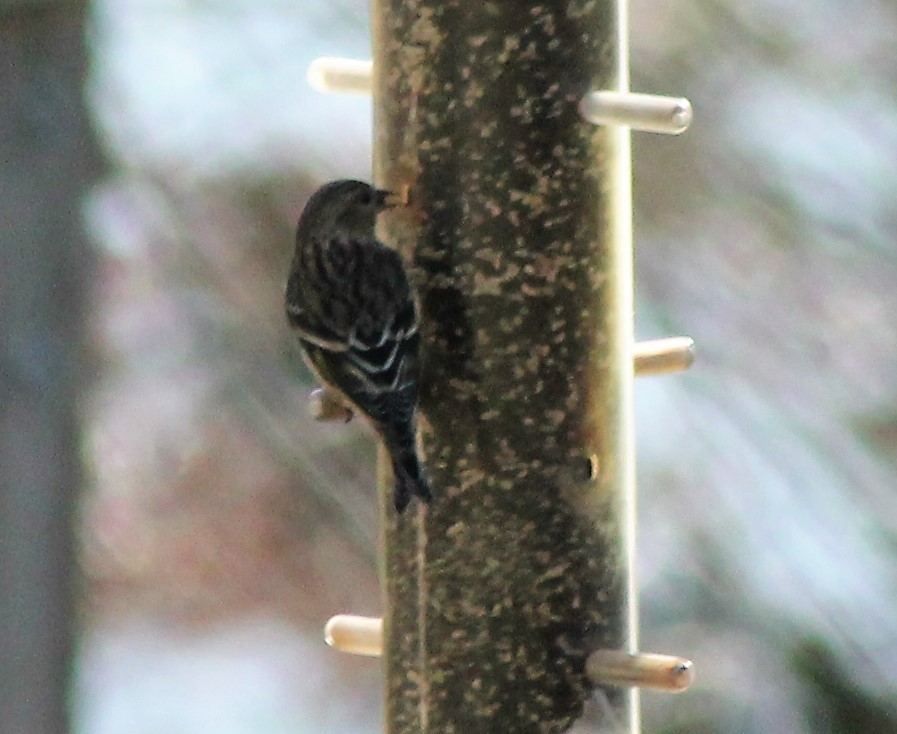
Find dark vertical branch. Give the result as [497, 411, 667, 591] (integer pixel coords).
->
[373, 1, 636, 732]
[0, 3, 98, 732]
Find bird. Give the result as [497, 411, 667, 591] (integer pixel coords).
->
[284, 179, 432, 512]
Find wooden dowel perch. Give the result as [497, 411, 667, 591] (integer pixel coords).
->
[633, 336, 695, 376]
[325, 615, 694, 693]
[324, 615, 383, 657]
[307, 56, 692, 134]
[310, 337, 695, 421]
[307, 387, 353, 422]
[586, 650, 694, 693]
[579, 91, 692, 134]
[307, 57, 373, 96]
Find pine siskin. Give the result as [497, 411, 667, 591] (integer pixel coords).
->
[285, 179, 432, 512]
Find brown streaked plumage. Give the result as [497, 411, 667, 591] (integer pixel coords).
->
[285, 180, 432, 512]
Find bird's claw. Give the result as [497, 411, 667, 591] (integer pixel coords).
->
[308, 388, 354, 423]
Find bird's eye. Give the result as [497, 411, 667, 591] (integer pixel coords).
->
[359, 191, 372, 205]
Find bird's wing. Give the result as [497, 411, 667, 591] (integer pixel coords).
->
[285, 301, 348, 352]
[285, 233, 361, 351]
[286, 236, 420, 423]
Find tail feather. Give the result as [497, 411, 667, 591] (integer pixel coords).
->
[387, 440, 432, 513]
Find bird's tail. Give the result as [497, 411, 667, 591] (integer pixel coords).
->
[384, 435, 433, 513]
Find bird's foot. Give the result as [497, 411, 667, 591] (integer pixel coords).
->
[308, 388, 354, 423]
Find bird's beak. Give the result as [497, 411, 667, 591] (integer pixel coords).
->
[376, 187, 410, 208]
[375, 189, 395, 208]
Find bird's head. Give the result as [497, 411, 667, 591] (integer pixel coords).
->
[296, 179, 394, 240]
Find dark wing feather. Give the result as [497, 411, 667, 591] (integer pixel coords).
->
[285, 234, 420, 429]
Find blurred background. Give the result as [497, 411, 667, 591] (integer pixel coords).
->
[2, 0, 896, 732]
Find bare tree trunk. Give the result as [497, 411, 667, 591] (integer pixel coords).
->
[372, 1, 636, 731]
[0, 3, 98, 732]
